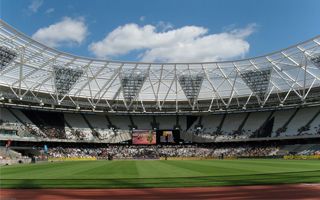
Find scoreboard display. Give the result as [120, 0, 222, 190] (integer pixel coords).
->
[159, 131, 174, 143]
[132, 130, 180, 144]
[132, 130, 157, 145]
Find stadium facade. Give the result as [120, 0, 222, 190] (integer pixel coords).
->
[0, 19, 320, 147]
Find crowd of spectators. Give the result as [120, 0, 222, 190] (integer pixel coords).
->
[46, 144, 279, 159]
[40, 126, 66, 139]
[0, 120, 130, 142]
[193, 130, 252, 141]
[297, 125, 320, 136]
[0, 120, 45, 138]
[2, 119, 320, 144]
[190, 124, 320, 142]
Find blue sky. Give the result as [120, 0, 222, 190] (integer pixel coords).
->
[1, 0, 319, 62]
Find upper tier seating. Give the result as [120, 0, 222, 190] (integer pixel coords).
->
[1, 106, 319, 143]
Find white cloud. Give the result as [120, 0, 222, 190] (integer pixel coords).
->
[45, 8, 55, 14]
[28, 0, 43, 13]
[89, 23, 256, 62]
[156, 21, 174, 32]
[32, 17, 88, 48]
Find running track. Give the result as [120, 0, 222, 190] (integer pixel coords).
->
[1, 184, 320, 200]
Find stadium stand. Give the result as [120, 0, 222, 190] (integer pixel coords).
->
[64, 113, 95, 140]
[272, 109, 296, 137]
[40, 143, 320, 160]
[277, 144, 320, 156]
[284, 107, 319, 136]
[1, 106, 320, 143]
[0, 147, 31, 165]
[0, 108, 43, 138]
[44, 144, 280, 159]
[1, 20, 320, 165]
[242, 111, 271, 136]
[132, 115, 152, 129]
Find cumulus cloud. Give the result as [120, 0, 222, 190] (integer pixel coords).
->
[156, 21, 174, 32]
[28, 0, 43, 13]
[89, 23, 256, 62]
[32, 17, 88, 48]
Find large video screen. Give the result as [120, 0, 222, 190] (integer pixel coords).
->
[160, 130, 174, 143]
[132, 130, 157, 145]
[157, 130, 180, 144]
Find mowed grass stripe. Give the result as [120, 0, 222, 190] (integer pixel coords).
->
[171, 160, 266, 175]
[1, 170, 320, 188]
[1, 159, 319, 179]
[0, 161, 104, 179]
[135, 160, 189, 178]
[1, 159, 320, 188]
[158, 160, 244, 176]
[228, 159, 320, 172]
[191, 159, 317, 174]
[155, 160, 207, 176]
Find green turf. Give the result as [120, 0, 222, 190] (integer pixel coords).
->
[1, 159, 320, 188]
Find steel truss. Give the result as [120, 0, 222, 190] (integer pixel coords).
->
[0, 19, 320, 113]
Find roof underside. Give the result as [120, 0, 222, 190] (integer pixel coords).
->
[1, 19, 320, 112]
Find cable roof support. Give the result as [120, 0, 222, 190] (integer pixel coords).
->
[202, 65, 227, 111]
[282, 51, 320, 82]
[161, 73, 176, 109]
[155, 64, 164, 107]
[73, 62, 108, 98]
[175, 64, 179, 112]
[266, 57, 303, 99]
[216, 63, 240, 95]
[266, 56, 303, 87]
[94, 65, 123, 105]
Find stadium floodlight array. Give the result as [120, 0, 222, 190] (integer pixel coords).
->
[310, 53, 320, 68]
[178, 74, 204, 105]
[0, 46, 17, 71]
[120, 73, 147, 104]
[53, 65, 83, 96]
[240, 69, 271, 101]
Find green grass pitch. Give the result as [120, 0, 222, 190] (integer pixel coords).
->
[1, 159, 320, 188]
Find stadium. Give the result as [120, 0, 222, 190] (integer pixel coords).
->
[1, 16, 320, 199]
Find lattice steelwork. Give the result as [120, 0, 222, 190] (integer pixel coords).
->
[1, 19, 320, 113]
[0, 46, 17, 71]
[310, 53, 320, 68]
[54, 66, 83, 95]
[240, 69, 271, 101]
[179, 74, 204, 104]
[120, 73, 147, 103]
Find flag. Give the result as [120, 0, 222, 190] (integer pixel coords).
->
[44, 144, 48, 153]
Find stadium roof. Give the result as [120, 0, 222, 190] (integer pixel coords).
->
[1, 19, 320, 112]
